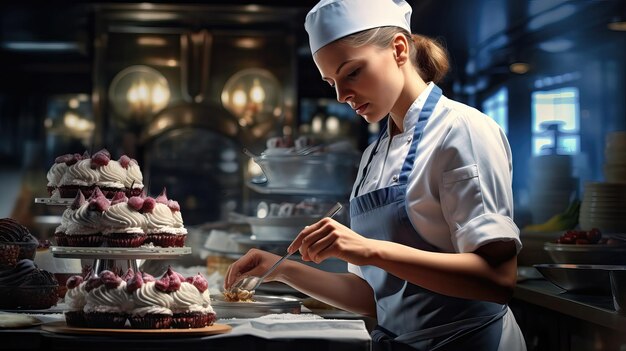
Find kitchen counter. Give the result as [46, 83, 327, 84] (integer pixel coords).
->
[514, 279, 626, 332]
[0, 313, 371, 351]
[512, 277, 626, 350]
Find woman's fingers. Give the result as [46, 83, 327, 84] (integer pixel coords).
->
[223, 249, 262, 289]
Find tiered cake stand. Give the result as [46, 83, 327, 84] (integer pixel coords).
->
[35, 197, 191, 275]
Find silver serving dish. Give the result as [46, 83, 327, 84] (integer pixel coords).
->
[250, 152, 359, 194]
[534, 264, 626, 294]
[212, 294, 302, 319]
[543, 242, 626, 264]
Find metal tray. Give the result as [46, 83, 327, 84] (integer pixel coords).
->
[534, 264, 626, 294]
[212, 294, 301, 319]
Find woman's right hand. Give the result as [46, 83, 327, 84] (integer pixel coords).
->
[223, 248, 281, 291]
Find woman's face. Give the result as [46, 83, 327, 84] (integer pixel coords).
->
[313, 40, 405, 123]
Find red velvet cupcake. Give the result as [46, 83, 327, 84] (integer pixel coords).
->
[101, 192, 147, 247]
[127, 271, 173, 329]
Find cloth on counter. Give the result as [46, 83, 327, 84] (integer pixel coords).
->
[16, 311, 371, 343]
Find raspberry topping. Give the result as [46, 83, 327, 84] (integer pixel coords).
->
[99, 270, 123, 289]
[121, 268, 134, 282]
[54, 154, 74, 164]
[167, 200, 180, 212]
[155, 188, 169, 205]
[155, 266, 181, 293]
[186, 273, 208, 293]
[141, 271, 155, 283]
[128, 196, 144, 211]
[88, 195, 110, 212]
[110, 191, 128, 206]
[141, 197, 156, 213]
[70, 191, 86, 210]
[126, 271, 144, 293]
[66, 275, 84, 289]
[85, 276, 103, 292]
[119, 155, 131, 168]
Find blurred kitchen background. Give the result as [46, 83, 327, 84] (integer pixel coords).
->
[1, 0, 626, 246]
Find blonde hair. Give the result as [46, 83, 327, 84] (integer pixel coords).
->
[338, 27, 450, 84]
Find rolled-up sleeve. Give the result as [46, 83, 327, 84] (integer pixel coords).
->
[437, 111, 522, 254]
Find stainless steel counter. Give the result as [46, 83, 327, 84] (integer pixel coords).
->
[514, 279, 626, 332]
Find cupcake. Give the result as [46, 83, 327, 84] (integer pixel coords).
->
[46, 154, 72, 196]
[167, 198, 187, 248]
[171, 270, 216, 328]
[54, 191, 85, 246]
[64, 188, 108, 247]
[64, 275, 88, 326]
[143, 191, 178, 248]
[60, 154, 99, 199]
[57, 153, 87, 198]
[127, 271, 173, 329]
[0, 259, 59, 309]
[119, 155, 144, 197]
[100, 192, 147, 247]
[0, 218, 39, 261]
[92, 149, 126, 199]
[84, 270, 133, 328]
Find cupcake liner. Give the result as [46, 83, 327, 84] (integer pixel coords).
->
[171, 312, 211, 329]
[64, 311, 87, 327]
[79, 185, 96, 198]
[15, 242, 37, 261]
[0, 243, 19, 268]
[54, 233, 69, 247]
[85, 312, 128, 329]
[99, 187, 125, 199]
[59, 186, 79, 199]
[104, 233, 146, 248]
[129, 314, 173, 329]
[47, 186, 56, 197]
[145, 234, 177, 248]
[174, 234, 187, 247]
[65, 234, 103, 247]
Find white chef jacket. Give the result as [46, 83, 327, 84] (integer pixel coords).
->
[350, 82, 522, 255]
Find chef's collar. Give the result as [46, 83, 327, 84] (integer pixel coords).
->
[305, 0, 412, 54]
[386, 82, 436, 137]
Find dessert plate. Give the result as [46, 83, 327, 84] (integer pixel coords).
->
[0, 313, 42, 328]
[42, 321, 232, 336]
[212, 295, 301, 318]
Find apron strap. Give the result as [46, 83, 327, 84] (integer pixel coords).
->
[398, 84, 442, 184]
[354, 119, 388, 197]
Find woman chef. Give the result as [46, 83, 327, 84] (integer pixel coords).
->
[225, 0, 527, 349]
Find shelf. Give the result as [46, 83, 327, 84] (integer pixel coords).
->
[35, 197, 74, 206]
[246, 181, 348, 196]
[51, 246, 192, 260]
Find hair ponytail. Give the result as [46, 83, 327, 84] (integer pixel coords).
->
[409, 34, 449, 84]
[339, 27, 450, 84]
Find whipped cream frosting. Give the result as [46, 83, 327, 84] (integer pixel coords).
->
[85, 281, 133, 313]
[46, 162, 68, 187]
[97, 160, 125, 188]
[60, 159, 99, 187]
[131, 281, 174, 316]
[170, 282, 213, 314]
[144, 203, 177, 234]
[65, 281, 87, 312]
[101, 203, 146, 234]
[125, 160, 144, 189]
[65, 204, 101, 236]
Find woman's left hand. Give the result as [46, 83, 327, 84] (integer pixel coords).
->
[288, 217, 374, 265]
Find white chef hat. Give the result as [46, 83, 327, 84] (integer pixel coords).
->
[305, 0, 412, 54]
